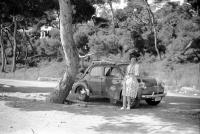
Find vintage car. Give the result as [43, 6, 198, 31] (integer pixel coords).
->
[71, 61, 166, 108]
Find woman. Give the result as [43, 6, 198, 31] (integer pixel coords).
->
[121, 58, 139, 110]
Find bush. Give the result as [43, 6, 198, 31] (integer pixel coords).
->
[88, 34, 120, 55]
[49, 28, 60, 40]
[34, 38, 62, 59]
[74, 32, 89, 54]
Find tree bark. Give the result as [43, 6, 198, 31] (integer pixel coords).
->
[49, 0, 80, 104]
[107, 0, 120, 54]
[0, 24, 5, 72]
[12, 16, 17, 72]
[22, 28, 29, 64]
[4, 30, 13, 49]
[23, 31, 34, 50]
[144, 0, 161, 60]
[107, 0, 115, 35]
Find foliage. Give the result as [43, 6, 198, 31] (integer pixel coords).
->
[49, 28, 60, 40]
[34, 38, 62, 57]
[74, 31, 89, 54]
[0, 0, 96, 72]
[1, 0, 200, 73]
[156, 2, 200, 62]
[88, 33, 119, 55]
[71, 0, 95, 23]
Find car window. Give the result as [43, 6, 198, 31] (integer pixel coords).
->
[105, 67, 121, 78]
[118, 64, 127, 74]
[110, 68, 122, 78]
[90, 66, 103, 77]
[105, 67, 113, 76]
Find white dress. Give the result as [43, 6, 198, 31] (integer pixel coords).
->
[122, 64, 139, 98]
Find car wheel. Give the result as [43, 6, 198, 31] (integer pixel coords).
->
[76, 86, 89, 101]
[120, 91, 140, 108]
[130, 97, 140, 108]
[145, 98, 161, 106]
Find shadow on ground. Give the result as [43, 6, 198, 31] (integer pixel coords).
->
[0, 84, 54, 93]
[0, 84, 200, 134]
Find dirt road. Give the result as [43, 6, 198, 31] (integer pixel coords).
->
[0, 79, 199, 134]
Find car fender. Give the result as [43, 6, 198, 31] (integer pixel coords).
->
[72, 81, 90, 96]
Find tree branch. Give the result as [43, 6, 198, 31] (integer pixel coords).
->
[78, 53, 95, 58]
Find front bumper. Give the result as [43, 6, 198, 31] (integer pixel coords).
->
[141, 92, 167, 99]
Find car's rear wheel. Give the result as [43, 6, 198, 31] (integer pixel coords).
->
[120, 91, 141, 108]
[145, 98, 161, 106]
[130, 97, 140, 108]
[76, 86, 89, 101]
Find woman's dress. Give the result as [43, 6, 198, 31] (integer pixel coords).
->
[122, 64, 139, 98]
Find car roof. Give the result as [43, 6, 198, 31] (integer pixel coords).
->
[91, 60, 129, 66]
[80, 60, 127, 78]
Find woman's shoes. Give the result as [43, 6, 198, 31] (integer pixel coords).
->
[120, 107, 125, 110]
[120, 106, 131, 110]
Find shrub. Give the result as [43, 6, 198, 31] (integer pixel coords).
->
[74, 31, 89, 54]
[49, 28, 60, 40]
[34, 38, 62, 58]
[88, 34, 120, 55]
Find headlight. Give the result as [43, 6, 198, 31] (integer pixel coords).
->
[158, 81, 165, 88]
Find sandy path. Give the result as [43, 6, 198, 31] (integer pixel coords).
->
[0, 79, 199, 134]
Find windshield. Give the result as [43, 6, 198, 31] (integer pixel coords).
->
[118, 64, 128, 74]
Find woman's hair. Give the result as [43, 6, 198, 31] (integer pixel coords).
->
[130, 58, 137, 64]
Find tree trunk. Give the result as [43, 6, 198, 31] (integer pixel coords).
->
[152, 25, 161, 59]
[108, 0, 120, 54]
[12, 16, 17, 72]
[144, 0, 161, 60]
[22, 28, 28, 64]
[4, 50, 8, 65]
[4, 29, 14, 49]
[108, 0, 115, 35]
[25, 33, 34, 52]
[0, 24, 5, 72]
[49, 0, 80, 104]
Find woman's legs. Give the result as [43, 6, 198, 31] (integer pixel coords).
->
[121, 96, 126, 109]
[123, 96, 127, 108]
[127, 96, 131, 109]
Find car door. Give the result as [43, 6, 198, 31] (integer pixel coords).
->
[87, 66, 103, 95]
[103, 66, 123, 100]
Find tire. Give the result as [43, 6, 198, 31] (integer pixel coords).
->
[130, 97, 140, 108]
[76, 85, 89, 101]
[120, 91, 141, 108]
[145, 98, 161, 106]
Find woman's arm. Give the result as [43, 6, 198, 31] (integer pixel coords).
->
[135, 64, 139, 76]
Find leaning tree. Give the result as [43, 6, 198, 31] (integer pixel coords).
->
[49, 0, 95, 103]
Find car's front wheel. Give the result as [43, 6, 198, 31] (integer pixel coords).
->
[145, 98, 162, 106]
[76, 86, 89, 101]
